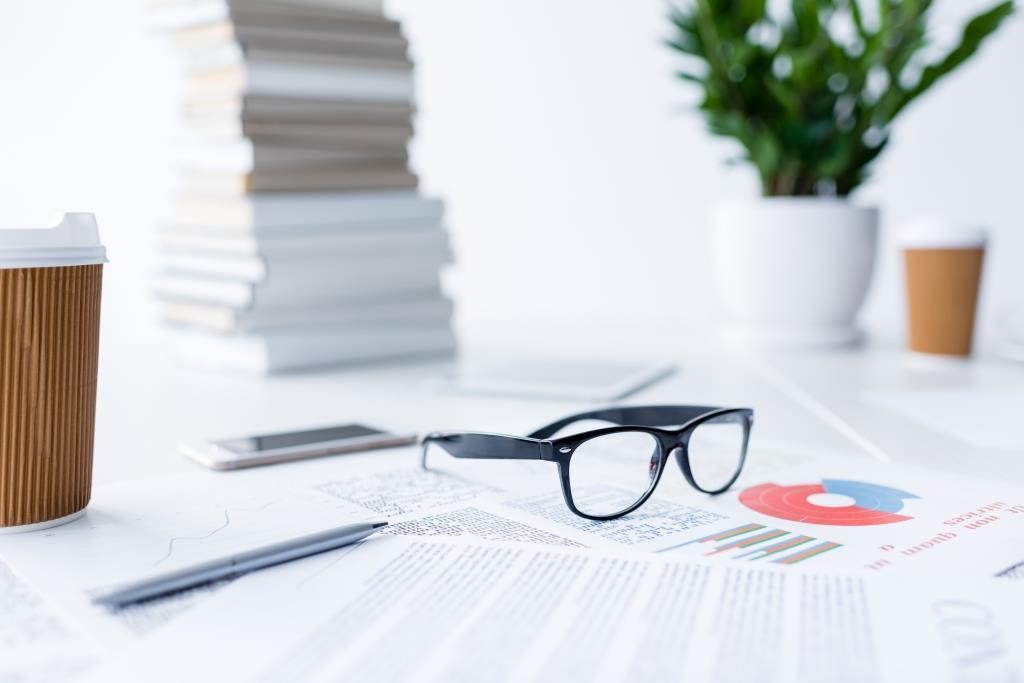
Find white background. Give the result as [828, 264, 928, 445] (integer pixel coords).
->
[0, 0, 1020, 357]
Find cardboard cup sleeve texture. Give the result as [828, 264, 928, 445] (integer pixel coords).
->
[0, 214, 106, 531]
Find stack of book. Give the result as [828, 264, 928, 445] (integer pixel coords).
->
[151, 0, 455, 374]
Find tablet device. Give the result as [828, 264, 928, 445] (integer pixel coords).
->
[437, 360, 676, 402]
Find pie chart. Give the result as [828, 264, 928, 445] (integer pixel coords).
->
[739, 479, 919, 526]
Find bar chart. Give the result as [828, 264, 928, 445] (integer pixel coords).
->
[659, 523, 843, 565]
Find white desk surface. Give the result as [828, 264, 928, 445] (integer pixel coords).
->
[759, 347, 1024, 481]
[93, 335, 1024, 487]
[8, 333, 1023, 682]
[91, 341, 841, 486]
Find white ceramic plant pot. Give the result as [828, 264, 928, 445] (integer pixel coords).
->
[711, 198, 879, 348]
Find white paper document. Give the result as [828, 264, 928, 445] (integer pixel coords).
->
[3, 444, 1023, 681]
[396, 445, 1024, 578]
[89, 536, 1024, 683]
[622, 454, 1024, 577]
[0, 556, 101, 683]
[0, 450, 551, 682]
[0, 457, 391, 675]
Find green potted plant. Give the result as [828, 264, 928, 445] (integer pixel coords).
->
[668, 0, 1014, 347]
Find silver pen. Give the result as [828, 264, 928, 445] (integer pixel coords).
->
[91, 520, 387, 608]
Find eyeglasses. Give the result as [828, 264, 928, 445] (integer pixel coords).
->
[421, 405, 753, 521]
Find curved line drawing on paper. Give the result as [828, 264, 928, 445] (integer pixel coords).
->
[153, 509, 232, 566]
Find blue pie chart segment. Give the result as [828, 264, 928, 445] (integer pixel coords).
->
[822, 480, 920, 514]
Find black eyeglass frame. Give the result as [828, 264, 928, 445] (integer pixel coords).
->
[421, 405, 754, 521]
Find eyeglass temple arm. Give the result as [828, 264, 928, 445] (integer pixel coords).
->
[526, 405, 725, 439]
[421, 432, 548, 470]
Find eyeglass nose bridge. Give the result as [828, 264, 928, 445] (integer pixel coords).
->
[670, 436, 690, 474]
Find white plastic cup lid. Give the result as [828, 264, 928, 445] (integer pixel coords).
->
[898, 216, 987, 249]
[0, 213, 107, 269]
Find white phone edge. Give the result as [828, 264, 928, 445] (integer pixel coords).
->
[179, 432, 419, 471]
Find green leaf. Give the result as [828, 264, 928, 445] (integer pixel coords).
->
[878, 0, 894, 34]
[706, 111, 752, 141]
[815, 137, 853, 177]
[835, 134, 889, 194]
[892, 1, 1015, 118]
[764, 78, 801, 117]
[848, 0, 868, 42]
[740, 0, 769, 27]
[791, 0, 822, 42]
[666, 38, 703, 57]
[676, 70, 705, 83]
[750, 133, 783, 177]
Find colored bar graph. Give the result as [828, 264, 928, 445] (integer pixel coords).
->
[708, 529, 789, 554]
[660, 522, 842, 566]
[656, 523, 766, 553]
[773, 541, 842, 565]
[734, 534, 814, 559]
[697, 523, 767, 544]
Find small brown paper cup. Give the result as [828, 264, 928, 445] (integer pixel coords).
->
[901, 222, 985, 358]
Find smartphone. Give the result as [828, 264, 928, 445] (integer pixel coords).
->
[180, 424, 418, 471]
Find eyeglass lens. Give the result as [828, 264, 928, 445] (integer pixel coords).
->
[686, 415, 746, 492]
[567, 431, 661, 517]
[566, 417, 746, 517]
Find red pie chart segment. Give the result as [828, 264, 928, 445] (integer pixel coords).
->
[739, 481, 916, 526]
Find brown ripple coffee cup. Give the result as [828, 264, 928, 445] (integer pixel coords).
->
[0, 213, 106, 532]
[901, 220, 985, 358]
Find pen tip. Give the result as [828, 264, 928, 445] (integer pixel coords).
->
[374, 521, 388, 529]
